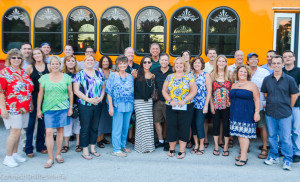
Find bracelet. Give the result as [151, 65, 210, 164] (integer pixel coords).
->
[183, 99, 188, 103]
[255, 111, 259, 114]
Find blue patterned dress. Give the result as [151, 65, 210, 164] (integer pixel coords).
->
[229, 89, 256, 138]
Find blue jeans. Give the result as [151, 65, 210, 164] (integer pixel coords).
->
[292, 107, 300, 156]
[191, 108, 206, 139]
[266, 115, 293, 162]
[25, 93, 46, 154]
[112, 110, 133, 152]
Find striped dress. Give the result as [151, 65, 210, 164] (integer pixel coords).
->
[134, 99, 155, 153]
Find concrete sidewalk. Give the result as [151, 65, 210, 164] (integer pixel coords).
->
[0, 119, 299, 182]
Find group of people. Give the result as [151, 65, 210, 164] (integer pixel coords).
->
[0, 42, 299, 171]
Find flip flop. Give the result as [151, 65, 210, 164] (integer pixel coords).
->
[177, 151, 186, 159]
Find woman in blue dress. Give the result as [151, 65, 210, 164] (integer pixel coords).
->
[229, 65, 260, 166]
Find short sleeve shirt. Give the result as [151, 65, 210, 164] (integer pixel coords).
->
[126, 62, 139, 74]
[283, 66, 300, 107]
[203, 62, 214, 73]
[0, 67, 33, 115]
[152, 67, 173, 101]
[39, 74, 72, 113]
[251, 67, 270, 110]
[261, 73, 299, 119]
[165, 73, 195, 104]
[73, 70, 105, 106]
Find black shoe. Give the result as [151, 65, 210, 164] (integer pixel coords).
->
[53, 135, 56, 141]
[70, 135, 75, 141]
[155, 141, 165, 148]
[293, 155, 300, 163]
[163, 142, 169, 151]
[259, 145, 270, 150]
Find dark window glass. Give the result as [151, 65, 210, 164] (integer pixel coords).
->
[135, 7, 166, 54]
[34, 7, 63, 53]
[170, 7, 202, 56]
[275, 17, 292, 55]
[2, 7, 30, 52]
[67, 7, 96, 54]
[100, 7, 130, 55]
[206, 7, 240, 57]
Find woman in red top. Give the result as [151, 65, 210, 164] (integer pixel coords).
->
[0, 48, 34, 168]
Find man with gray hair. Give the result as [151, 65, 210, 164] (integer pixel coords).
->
[228, 50, 245, 72]
[124, 47, 139, 74]
[149, 43, 161, 72]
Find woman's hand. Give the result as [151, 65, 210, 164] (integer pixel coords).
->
[109, 106, 114, 117]
[95, 97, 102, 104]
[37, 109, 43, 119]
[1, 109, 9, 119]
[170, 100, 177, 107]
[254, 112, 260, 122]
[203, 106, 208, 114]
[178, 100, 186, 107]
[68, 108, 73, 117]
[88, 98, 98, 105]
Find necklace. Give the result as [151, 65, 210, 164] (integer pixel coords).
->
[238, 82, 245, 87]
[145, 79, 153, 87]
[119, 72, 127, 82]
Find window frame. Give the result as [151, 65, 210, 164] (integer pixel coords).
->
[100, 6, 131, 56]
[2, 6, 31, 53]
[169, 6, 203, 57]
[205, 6, 240, 58]
[134, 6, 167, 56]
[66, 6, 97, 55]
[34, 6, 63, 54]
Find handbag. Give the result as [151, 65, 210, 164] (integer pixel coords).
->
[71, 104, 79, 119]
[151, 76, 159, 102]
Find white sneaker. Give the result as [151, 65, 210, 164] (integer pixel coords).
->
[264, 156, 279, 165]
[283, 161, 292, 170]
[3, 156, 18, 167]
[13, 153, 27, 162]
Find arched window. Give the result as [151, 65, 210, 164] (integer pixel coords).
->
[206, 7, 240, 57]
[100, 7, 130, 55]
[34, 7, 63, 54]
[2, 7, 30, 53]
[170, 7, 202, 56]
[135, 7, 166, 55]
[67, 7, 96, 54]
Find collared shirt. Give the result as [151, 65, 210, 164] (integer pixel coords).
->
[261, 73, 299, 119]
[228, 63, 237, 72]
[150, 57, 161, 72]
[0, 67, 34, 115]
[283, 66, 300, 107]
[45, 57, 51, 64]
[126, 62, 139, 74]
[261, 63, 274, 74]
[152, 66, 173, 101]
[203, 62, 214, 73]
[251, 67, 270, 110]
[22, 60, 31, 70]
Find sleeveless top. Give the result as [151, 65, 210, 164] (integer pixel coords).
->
[193, 72, 207, 109]
[212, 81, 231, 109]
[31, 64, 49, 94]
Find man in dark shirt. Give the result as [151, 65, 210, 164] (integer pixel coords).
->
[261, 55, 299, 170]
[282, 50, 300, 163]
[124, 47, 139, 74]
[149, 43, 161, 72]
[152, 53, 173, 151]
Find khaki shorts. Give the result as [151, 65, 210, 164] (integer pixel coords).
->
[257, 110, 266, 128]
[153, 100, 167, 123]
[3, 113, 29, 130]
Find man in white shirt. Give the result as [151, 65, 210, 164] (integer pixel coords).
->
[77, 46, 99, 70]
[247, 52, 270, 159]
[20, 42, 32, 69]
[228, 50, 244, 72]
[203, 48, 217, 73]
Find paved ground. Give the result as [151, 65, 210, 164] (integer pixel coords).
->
[0, 120, 299, 182]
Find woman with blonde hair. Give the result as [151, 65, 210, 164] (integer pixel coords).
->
[162, 57, 197, 159]
[210, 55, 231, 156]
[37, 56, 73, 168]
[61, 55, 82, 153]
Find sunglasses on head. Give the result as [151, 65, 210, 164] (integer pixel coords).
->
[11, 56, 22, 60]
[143, 61, 151, 64]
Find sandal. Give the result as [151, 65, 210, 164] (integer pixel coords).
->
[177, 151, 186, 159]
[168, 150, 175, 157]
[213, 149, 220, 156]
[121, 148, 131, 153]
[186, 141, 193, 149]
[44, 159, 54, 168]
[190, 148, 199, 154]
[75, 145, 82, 152]
[101, 138, 110, 144]
[97, 141, 105, 148]
[196, 150, 204, 155]
[204, 142, 209, 148]
[258, 149, 269, 159]
[222, 150, 230, 156]
[229, 139, 234, 148]
[27, 153, 34, 158]
[81, 153, 92, 160]
[235, 156, 248, 162]
[55, 155, 64, 163]
[90, 151, 101, 157]
[61, 146, 69, 153]
[235, 160, 248, 166]
[218, 143, 224, 149]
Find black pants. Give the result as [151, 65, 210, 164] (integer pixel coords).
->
[166, 104, 194, 142]
[78, 103, 102, 147]
[213, 107, 230, 137]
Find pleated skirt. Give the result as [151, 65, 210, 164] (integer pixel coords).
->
[134, 99, 155, 153]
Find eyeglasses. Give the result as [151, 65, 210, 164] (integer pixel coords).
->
[11, 56, 22, 60]
[143, 61, 152, 64]
[271, 62, 282, 65]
